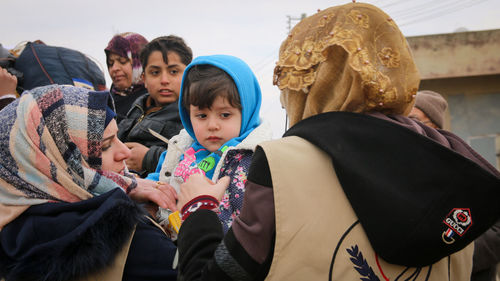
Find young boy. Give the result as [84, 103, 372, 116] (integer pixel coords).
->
[117, 35, 192, 177]
[150, 55, 272, 234]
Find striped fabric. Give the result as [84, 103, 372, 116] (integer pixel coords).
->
[0, 85, 136, 228]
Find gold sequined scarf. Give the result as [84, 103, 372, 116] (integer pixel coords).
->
[273, 3, 420, 126]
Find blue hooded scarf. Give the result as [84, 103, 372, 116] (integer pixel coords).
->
[177, 55, 262, 179]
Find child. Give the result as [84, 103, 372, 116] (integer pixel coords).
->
[152, 55, 272, 234]
[117, 35, 192, 177]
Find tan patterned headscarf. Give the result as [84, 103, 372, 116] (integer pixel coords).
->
[273, 3, 420, 127]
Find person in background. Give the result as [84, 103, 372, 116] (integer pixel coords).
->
[409, 90, 448, 129]
[118, 35, 191, 177]
[0, 85, 178, 280]
[411, 89, 500, 281]
[0, 44, 19, 110]
[105, 32, 148, 123]
[0, 67, 17, 110]
[174, 3, 500, 280]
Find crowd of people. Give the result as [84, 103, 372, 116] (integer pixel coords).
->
[0, 2, 499, 281]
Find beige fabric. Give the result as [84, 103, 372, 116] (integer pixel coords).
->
[496, 263, 500, 281]
[273, 3, 420, 126]
[261, 136, 473, 281]
[0, 203, 28, 231]
[76, 226, 136, 281]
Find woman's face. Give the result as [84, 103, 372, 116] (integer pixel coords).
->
[107, 53, 134, 90]
[101, 119, 131, 174]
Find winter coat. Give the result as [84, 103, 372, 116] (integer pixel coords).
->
[111, 84, 147, 123]
[118, 94, 183, 175]
[0, 188, 178, 281]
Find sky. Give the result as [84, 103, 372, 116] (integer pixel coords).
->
[2, 0, 500, 138]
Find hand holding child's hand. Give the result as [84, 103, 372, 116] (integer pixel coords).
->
[125, 142, 149, 171]
[177, 174, 229, 210]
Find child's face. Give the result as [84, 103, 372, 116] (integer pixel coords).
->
[190, 95, 242, 152]
[143, 50, 186, 107]
[107, 53, 133, 90]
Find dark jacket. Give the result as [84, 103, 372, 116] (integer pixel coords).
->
[177, 112, 500, 280]
[110, 84, 148, 124]
[118, 94, 183, 175]
[472, 219, 500, 281]
[0, 189, 177, 281]
[0, 96, 16, 111]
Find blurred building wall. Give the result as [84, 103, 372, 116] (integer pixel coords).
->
[407, 29, 500, 169]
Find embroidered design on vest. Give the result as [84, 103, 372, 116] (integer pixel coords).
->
[442, 208, 473, 244]
[346, 245, 381, 281]
[332, 222, 434, 281]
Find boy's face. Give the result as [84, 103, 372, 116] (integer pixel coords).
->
[143, 50, 186, 107]
[107, 53, 133, 90]
[190, 95, 242, 152]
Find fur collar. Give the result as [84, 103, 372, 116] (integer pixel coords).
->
[0, 189, 141, 281]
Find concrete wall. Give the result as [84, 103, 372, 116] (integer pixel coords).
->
[407, 30, 500, 169]
[408, 29, 500, 80]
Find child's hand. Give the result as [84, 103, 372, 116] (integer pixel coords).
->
[177, 174, 230, 210]
[125, 142, 149, 171]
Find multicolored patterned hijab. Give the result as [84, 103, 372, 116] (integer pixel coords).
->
[105, 32, 148, 93]
[0, 85, 136, 229]
[273, 3, 420, 127]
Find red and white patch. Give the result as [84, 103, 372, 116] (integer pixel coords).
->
[443, 208, 473, 237]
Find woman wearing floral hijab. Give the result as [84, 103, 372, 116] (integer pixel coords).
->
[175, 3, 500, 280]
[105, 32, 148, 123]
[0, 85, 178, 280]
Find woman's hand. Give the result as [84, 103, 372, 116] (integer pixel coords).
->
[177, 174, 230, 210]
[128, 178, 178, 211]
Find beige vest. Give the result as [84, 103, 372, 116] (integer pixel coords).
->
[260, 136, 473, 281]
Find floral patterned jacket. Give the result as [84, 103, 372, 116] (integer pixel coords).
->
[158, 120, 273, 233]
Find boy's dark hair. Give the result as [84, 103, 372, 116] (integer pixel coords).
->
[182, 64, 241, 111]
[139, 35, 192, 70]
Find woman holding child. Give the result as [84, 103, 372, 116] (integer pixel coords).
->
[175, 3, 500, 281]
